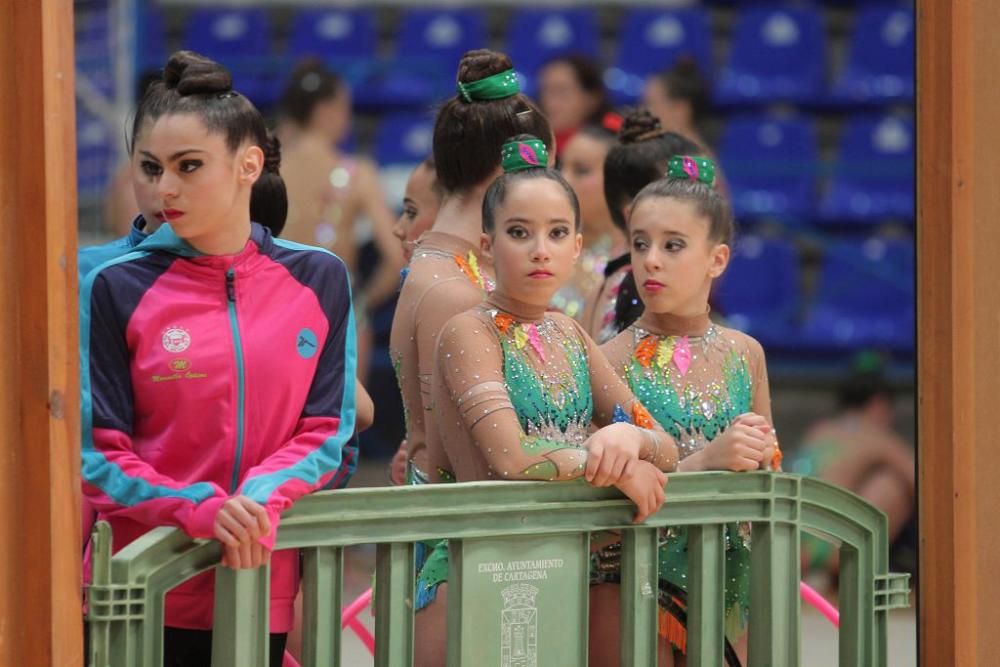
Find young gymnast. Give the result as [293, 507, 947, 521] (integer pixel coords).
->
[389, 49, 552, 485]
[414, 135, 679, 667]
[600, 156, 780, 665]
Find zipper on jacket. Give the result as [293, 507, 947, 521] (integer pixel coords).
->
[226, 267, 248, 493]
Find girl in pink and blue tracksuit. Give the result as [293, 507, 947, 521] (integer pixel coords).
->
[80, 51, 356, 665]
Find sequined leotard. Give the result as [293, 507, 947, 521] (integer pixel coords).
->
[601, 311, 773, 648]
[389, 231, 493, 483]
[414, 293, 677, 609]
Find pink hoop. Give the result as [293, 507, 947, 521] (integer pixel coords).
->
[342, 588, 375, 654]
[800, 582, 840, 627]
[282, 587, 376, 667]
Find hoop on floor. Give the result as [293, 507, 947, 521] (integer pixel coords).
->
[282, 587, 376, 667]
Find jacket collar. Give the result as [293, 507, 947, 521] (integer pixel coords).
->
[135, 222, 273, 259]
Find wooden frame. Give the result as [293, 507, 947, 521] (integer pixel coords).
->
[918, 0, 1000, 662]
[0, 2, 82, 665]
[2, 0, 998, 664]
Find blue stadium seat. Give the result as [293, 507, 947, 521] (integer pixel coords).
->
[718, 114, 818, 221]
[375, 114, 436, 166]
[286, 8, 378, 103]
[370, 8, 486, 108]
[137, 5, 167, 70]
[396, 8, 486, 66]
[715, 6, 826, 105]
[715, 235, 800, 346]
[74, 6, 114, 96]
[182, 8, 275, 107]
[819, 114, 914, 224]
[606, 8, 712, 104]
[801, 237, 914, 350]
[183, 8, 271, 59]
[505, 9, 599, 93]
[288, 8, 376, 60]
[374, 114, 436, 212]
[832, 7, 914, 104]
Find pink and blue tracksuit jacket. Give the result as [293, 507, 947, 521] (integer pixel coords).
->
[80, 222, 357, 632]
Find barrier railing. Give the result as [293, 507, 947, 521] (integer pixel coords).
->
[86, 472, 910, 666]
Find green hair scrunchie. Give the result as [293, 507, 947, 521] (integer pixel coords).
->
[457, 69, 520, 102]
[501, 138, 548, 173]
[666, 155, 716, 188]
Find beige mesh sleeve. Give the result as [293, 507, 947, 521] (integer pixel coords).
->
[435, 314, 590, 481]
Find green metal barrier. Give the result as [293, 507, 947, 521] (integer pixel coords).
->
[86, 472, 910, 667]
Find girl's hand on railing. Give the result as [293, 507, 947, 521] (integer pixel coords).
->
[584, 423, 643, 487]
[214, 496, 273, 569]
[222, 540, 272, 570]
[699, 416, 770, 472]
[733, 413, 780, 470]
[614, 460, 668, 523]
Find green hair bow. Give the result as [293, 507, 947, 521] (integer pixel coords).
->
[501, 138, 548, 173]
[457, 69, 520, 102]
[666, 155, 716, 187]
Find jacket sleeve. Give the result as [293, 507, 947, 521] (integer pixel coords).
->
[80, 270, 228, 538]
[237, 257, 358, 549]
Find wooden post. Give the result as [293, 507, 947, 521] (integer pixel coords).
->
[918, 0, 1000, 662]
[0, 2, 81, 665]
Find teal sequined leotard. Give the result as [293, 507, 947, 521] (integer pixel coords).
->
[416, 298, 669, 610]
[600, 317, 772, 648]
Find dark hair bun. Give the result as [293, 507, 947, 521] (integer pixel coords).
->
[457, 49, 514, 85]
[618, 108, 663, 145]
[263, 133, 282, 173]
[163, 50, 232, 96]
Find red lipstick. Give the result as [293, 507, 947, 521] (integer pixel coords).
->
[643, 279, 665, 292]
[156, 208, 185, 222]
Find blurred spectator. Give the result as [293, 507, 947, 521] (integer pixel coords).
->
[538, 54, 614, 159]
[642, 58, 712, 160]
[554, 120, 626, 322]
[392, 156, 442, 264]
[276, 59, 405, 383]
[791, 352, 915, 575]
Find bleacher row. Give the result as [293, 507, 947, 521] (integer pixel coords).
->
[111, 4, 913, 109]
[716, 234, 913, 352]
[79, 3, 915, 221]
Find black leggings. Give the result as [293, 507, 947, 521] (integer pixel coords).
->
[162, 627, 288, 667]
[85, 625, 288, 666]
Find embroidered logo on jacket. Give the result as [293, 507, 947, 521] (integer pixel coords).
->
[162, 327, 191, 353]
[297, 328, 318, 359]
[152, 358, 208, 383]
